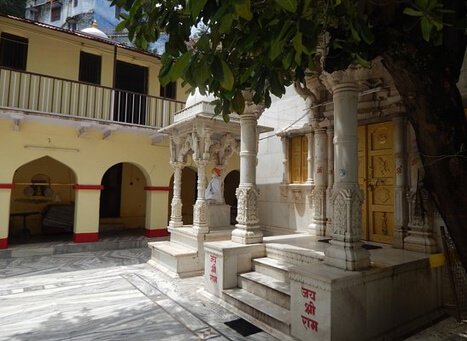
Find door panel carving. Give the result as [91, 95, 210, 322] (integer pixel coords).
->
[358, 122, 395, 243]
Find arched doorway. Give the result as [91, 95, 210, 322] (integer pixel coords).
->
[224, 170, 240, 225]
[10, 156, 76, 243]
[99, 163, 147, 236]
[167, 167, 197, 225]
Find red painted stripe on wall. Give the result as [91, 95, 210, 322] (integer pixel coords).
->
[73, 232, 99, 243]
[0, 238, 8, 249]
[0, 184, 15, 189]
[144, 186, 173, 191]
[73, 185, 104, 190]
[144, 228, 170, 238]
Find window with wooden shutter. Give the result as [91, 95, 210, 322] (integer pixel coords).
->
[289, 136, 308, 183]
[0, 33, 28, 71]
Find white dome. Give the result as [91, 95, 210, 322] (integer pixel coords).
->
[185, 88, 216, 107]
[81, 21, 108, 39]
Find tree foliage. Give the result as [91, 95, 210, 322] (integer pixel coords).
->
[111, 0, 464, 118]
[0, 0, 27, 17]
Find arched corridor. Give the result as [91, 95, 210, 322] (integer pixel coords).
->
[99, 162, 147, 236]
[9, 156, 76, 244]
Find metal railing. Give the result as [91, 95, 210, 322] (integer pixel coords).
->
[0, 66, 184, 128]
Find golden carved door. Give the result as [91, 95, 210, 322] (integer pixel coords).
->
[359, 122, 395, 243]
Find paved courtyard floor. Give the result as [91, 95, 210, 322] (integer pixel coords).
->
[0, 246, 466, 340]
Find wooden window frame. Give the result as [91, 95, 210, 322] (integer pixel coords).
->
[0, 33, 28, 71]
[79, 51, 102, 85]
[289, 135, 308, 184]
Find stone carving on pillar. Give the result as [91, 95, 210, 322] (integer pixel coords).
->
[297, 76, 329, 236]
[404, 186, 437, 253]
[231, 91, 265, 244]
[309, 128, 328, 236]
[404, 129, 437, 253]
[192, 159, 209, 234]
[235, 185, 260, 226]
[169, 161, 185, 228]
[326, 127, 334, 236]
[210, 133, 239, 167]
[392, 115, 408, 248]
[320, 65, 371, 271]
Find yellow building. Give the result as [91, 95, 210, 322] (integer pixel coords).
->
[0, 14, 190, 248]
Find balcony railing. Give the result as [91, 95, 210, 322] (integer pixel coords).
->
[0, 66, 184, 128]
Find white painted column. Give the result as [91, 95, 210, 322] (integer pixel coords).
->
[281, 135, 289, 184]
[326, 128, 334, 236]
[392, 115, 408, 248]
[322, 69, 370, 271]
[193, 159, 209, 234]
[169, 161, 184, 228]
[306, 131, 314, 184]
[231, 99, 264, 244]
[309, 128, 328, 235]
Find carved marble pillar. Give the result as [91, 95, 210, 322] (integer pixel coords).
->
[392, 115, 408, 248]
[193, 159, 209, 234]
[309, 128, 328, 235]
[281, 135, 289, 184]
[326, 128, 334, 236]
[321, 68, 370, 271]
[231, 98, 264, 244]
[404, 126, 437, 253]
[169, 161, 184, 228]
[306, 131, 314, 184]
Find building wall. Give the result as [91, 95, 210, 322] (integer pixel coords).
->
[0, 115, 173, 239]
[257, 86, 311, 232]
[26, 0, 95, 28]
[0, 17, 186, 102]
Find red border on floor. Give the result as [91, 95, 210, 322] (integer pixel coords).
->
[0, 238, 8, 249]
[144, 228, 169, 238]
[74, 232, 99, 243]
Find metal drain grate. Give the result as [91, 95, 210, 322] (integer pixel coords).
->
[224, 318, 262, 336]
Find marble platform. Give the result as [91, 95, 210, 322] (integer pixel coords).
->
[0, 229, 168, 259]
[0, 244, 464, 340]
[0, 248, 276, 341]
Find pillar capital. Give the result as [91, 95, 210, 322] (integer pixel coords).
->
[320, 65, 372, 93]
[241, 90, 266, 119]
[170, 161, 185, 169]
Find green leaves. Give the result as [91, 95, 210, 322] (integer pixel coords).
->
[188, 0, 207, 19]
[274, 0, 297, 13]
[235, 0, 252, 20]
[403, 0, 448, 42]
[171, 52, 191, 81]
[114, 0, 455, 121]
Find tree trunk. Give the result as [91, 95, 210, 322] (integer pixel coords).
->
[382, 51, 467, 269]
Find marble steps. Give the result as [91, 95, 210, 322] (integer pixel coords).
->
[253, 257, 293, 283]
[147, 241, 202, 278]
[223, 288, 290, 334]
[222, 256, 293, 335]
[169, 228, 201, 249]
[148, 226, 234, 278]
[264, 242, 325, 267]
[238, 271, 290, 309]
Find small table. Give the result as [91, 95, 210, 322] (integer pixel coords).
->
[10, 211, 41, 239]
